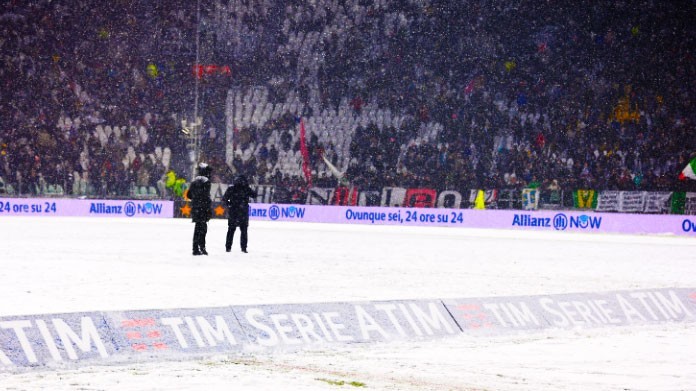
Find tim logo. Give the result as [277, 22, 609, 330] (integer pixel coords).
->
[125, 202, 136, 217]
[137, 202, 163, 215]
[554, 213, 602, 230]
[268, 205, 306, 221]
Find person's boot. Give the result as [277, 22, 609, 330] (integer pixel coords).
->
[193, 247, 201, 256]
[200, 248, 208, 256]
[241, 248, 247, 253]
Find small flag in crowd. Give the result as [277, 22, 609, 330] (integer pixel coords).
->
[299, 118, 312, 187]
[679, 157, 696, 180]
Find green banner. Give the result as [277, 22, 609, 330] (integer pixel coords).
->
[671, 192, 686, 214]
[573, 189, 598, 209]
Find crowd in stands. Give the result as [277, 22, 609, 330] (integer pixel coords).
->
[1, 0, 694, 201]
[1, 0, 199, 197]
[217, 0, 695, 195]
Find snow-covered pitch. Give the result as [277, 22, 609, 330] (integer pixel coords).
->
[1, 216, 695, 390]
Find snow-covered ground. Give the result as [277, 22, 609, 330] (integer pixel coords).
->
[1, 216, 695, 390]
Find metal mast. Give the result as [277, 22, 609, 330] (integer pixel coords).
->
[189, 0, 202, 180]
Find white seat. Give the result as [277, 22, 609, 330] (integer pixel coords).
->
[139, 126, 149, 145]
[162, 147, 171, 169]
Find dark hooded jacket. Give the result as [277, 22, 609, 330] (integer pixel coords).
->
[223, 175, 257, 226]
[189, 165, 212, 223]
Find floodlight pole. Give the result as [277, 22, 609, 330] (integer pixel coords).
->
[190, 0, 202, 181]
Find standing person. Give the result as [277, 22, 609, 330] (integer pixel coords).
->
[223, 174, 257, 253]
[189, 163, 212, 255]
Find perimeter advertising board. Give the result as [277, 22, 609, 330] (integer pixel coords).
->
[0, 198, 173, 218]
[185, 203, 695, 236]
[1, 289, 694, 371]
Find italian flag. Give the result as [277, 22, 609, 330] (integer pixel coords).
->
[679, 157, 696, 180]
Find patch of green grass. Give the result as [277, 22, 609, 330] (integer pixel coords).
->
[202, 359, 250, 367]
[316, 378, 366, 387]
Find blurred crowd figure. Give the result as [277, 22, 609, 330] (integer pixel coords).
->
[1, 0, 694, 200]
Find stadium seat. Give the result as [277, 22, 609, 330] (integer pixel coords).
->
[162, 148, 171, 169]
[139, 126, 148, 145]
[127, 146, 136, 165]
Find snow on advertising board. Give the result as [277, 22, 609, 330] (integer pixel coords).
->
[1, 289, 694, 371]
[443, 288, 696, 335]
[238, 203, 696, 236]
[0, 198, 173, 218]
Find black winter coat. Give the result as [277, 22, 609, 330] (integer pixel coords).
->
[189, 176, 212, 223]
[223, 182, 257, 226]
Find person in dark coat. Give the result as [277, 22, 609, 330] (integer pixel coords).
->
[189, 163, 212, 255]
[223, 174, 257, 253]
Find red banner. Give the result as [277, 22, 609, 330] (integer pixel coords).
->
[404, 188, 437, 207]
[299, 118, 312, 187]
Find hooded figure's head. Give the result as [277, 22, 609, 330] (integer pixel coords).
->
[234, 174, 248, 186]
[197, 162, 212, 179]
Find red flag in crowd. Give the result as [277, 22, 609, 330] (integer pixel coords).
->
[299, 118, 312, 187]
[464, 75, 484, 95]
[192, 64, 232, 79]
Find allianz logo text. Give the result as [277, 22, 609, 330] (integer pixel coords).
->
[89, 202, 163, 217]
[267, 205, 306, 221]
[553, 213, 602, 230]
[512, 213, 602, 230]
[249, 207, 267, 217]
